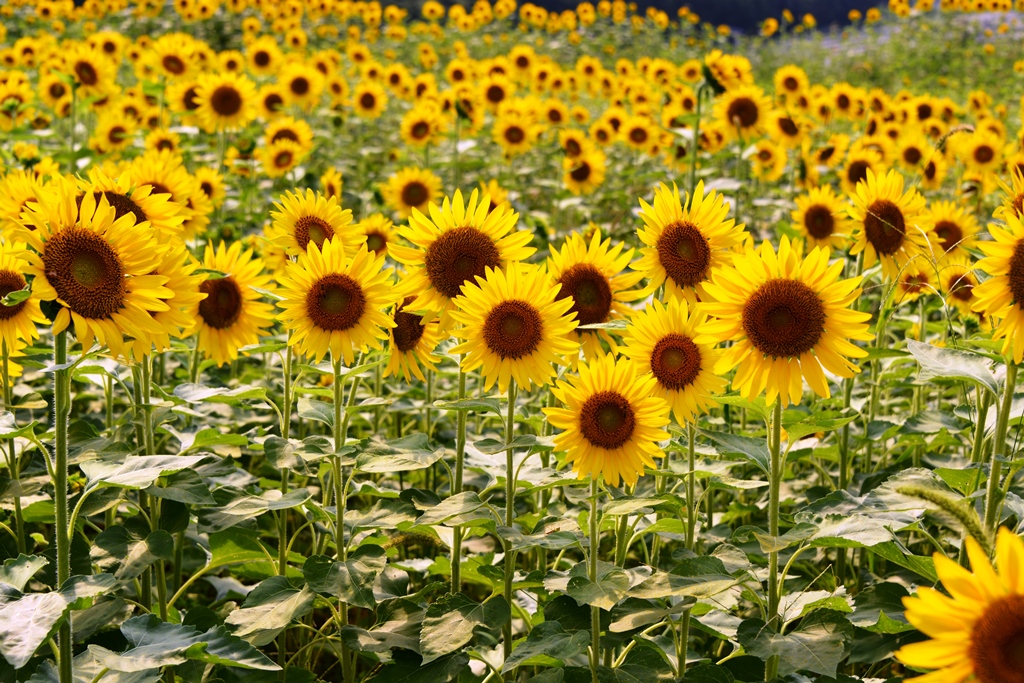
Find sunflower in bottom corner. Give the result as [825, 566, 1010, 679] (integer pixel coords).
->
[896, 528, 1024, 683]
[543, 354, 670, 488]
[277, 239, 395, 365]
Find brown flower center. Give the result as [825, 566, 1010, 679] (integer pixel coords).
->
[580, 391, 635, 449]
[74, 61, 98, 86]
[43, 228, 126, 320]
[934, 220, 963, 253]
[969, 594, 1024, 683]
[650, 333, 701, 391]
[485, 85, 505, 103]
[254, 51, 270, 67]
[359, 92, 376, 110]
[782, 76, 799, 91]
[290, 76, 310, 96]
[400, 181, 429, 209]
[556, 263, 612, 326]
[271, 128, 299, 143]
[274, 150, 294, 168]
[264, 93, 284, 112]
[726, 96, 759, 128]
[504, 125, 525, 145]
[211, 85, 243, 116]
[162, 55, 186, 75]
[863, 199, 906, 256]
[570, 161, 592, 182]
[424, 227, 501, 299]
[974, 144, 995, 165]
[482, 299, 542, 359]
[306, 274, 365, 331]
[778, 117, 798, 136]
[392, 297, 425, 352]
[365, 231, 387, 254]
[1008, 239, 1024, 305]
[846, 160, 869, 187]
[742, 278, 825, 358]
[903, 146, 922, 166]
[949, 273, 975, 302]
[199, 277, 242, 329]
[0, 270, 28, 320]
[804, 205, 835, 240]
[294, 215, 334, 251]
[410, 121, 430, 139]
[49, 82, 67, 99]
[656, 220, 711, 289]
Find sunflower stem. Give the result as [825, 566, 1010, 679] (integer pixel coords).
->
[685, 423, 697, 551]
[502, 378, 518, 680]
[688, 84, 704, 195]
[970, 386, 992, 465]
[984, 361, 1018, 533]
[451, 364, 467, 595]
[764, 399, 782, 682]
[54, 331, 73, 683]
[589, 477, 601, 683]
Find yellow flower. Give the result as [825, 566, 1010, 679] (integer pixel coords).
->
[896, 529, 1024, 683]
[792, 185, 852, 251]
[0, 242, 47, 351]
[270, 188, 354, 257]
[384, 294, 445, 383]
[697, 236, 872, 407]
[846, 169, 932, 281]
[543, 354, 670, 487]
[972, 213, 1024, 363]
[563, 149, 607, 195]
[194, 72, 257, 132]
[277, 240, 395, 365]
[380, 167, 443, 219]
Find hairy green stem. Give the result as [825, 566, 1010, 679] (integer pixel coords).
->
[451, 365, 467, 594]
[54, 331, 72, 683]
[985, 361, 1018, 532]
[764, 400, 782, 682]
[502, 379, 518, 680]
[589, 477, 600, 683]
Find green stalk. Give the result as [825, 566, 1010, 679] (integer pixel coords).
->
[589, 477, 600, 683]
[984, 361, 1018, 532]
[688, 85, 704, 195]
[451, 365, 467, 595]
[685, 423, 697, 551]
[2, 341, 24, 554]
[502, 379, 518, 679]
[764, 400, 783, 682]
[54, 331, 72, 683]
[970, 386, 993, 465]
[277, 345, 294, 675]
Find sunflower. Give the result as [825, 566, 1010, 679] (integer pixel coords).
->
[839, 146, 883, 194]
[621, 297, 725, 426]
[895, 529, 1024, 683]
[194, 72, 256, 132]
[384, 294, 444, 382]
[400, 105, 443, 147]
[547, 229, 644, 362]
[847, 169, 932, 281]
[960, 130, 1004, 176]
[972, 212, 1024, 363]
[247, 37, 283, 76]
[714, 85, 770, 139]
[0, 169, 46, 234]
[194, 166, 225, 208]
[996, 167, 1024, 221]
[124, 240, 205, 360]
[166, 80, 201, 117]
[79, 168, 186, 239]
[766, 110, 805, 148]
[189, 240, 275, 367]
[921, 153, 949, 192]
[696, 236, 873, 407]
[277, 241, 395, 364]
[355, 214, 399, 256]
[390, 188, 532, 318]
[940, 256, 981, 316]
[128, 150, 196, 213]
[64, 44, 113, 99]
[0, 242, 47, 351]
[774, 64, 808, 100]
[543, 354, 670, 487]
[16, 179, 175, 359]
[256, 84, 288, 119]
[380, 166, 442, 219]
[352, 80, 388, 119]
[927, 200, 979, 260]
[620, 115, 656, 152]
[894, 262, 936, 306]
[563, 149, 606, 195]
[319, 167, 343, 201]
[750, 139, 787, 181]
[896, 131, 932, 171]
[493, 113, 540, 157]
[449, 262, 578, 393]
[635, 181, 746, 303]
[479, 179, 509, 212]
[270, 188, 354, 257]
[279, 62, 323, 111]
[144, 128, 181, 154]
[792, 185, 852, 251]
[258, 139, 304, 178]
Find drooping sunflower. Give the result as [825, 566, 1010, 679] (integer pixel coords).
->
[546, 229, 644, 362]
[635, 181, 746, 302]
[895, 528, 1024, 683]
[16, 178, 175, 359]
[449, 262, 579, 393]
[390, 188, 533, 318]
[792, 185, 852, 251]
[384, 294, 445, 383]
[0, 242, 47, 351]
[380, 167, 443, 219]
[270, 189, 355, 257]
[563, 149, 606, 195]
[926, 200, 980, 260]
[543, 354, 670, 487]
[355, 214, 399, 256]
[972, 212, 1024, 363]
[847, 169, 932, 281]
[277, 241, 395, 365]
[194, 72, 257, 132]
[621, 297, 725, 426]
[189, 241, 276, 367]
[696, 236, 873, 407]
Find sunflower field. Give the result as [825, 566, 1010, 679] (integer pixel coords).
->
[4, 0, 1024, 682]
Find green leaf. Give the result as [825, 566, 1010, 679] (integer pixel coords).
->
[609, 598, 693, 633]
[712, 395, 772, 423]
[91, 528, 174, 582]
[0, 590, 67, 668]
[907, 339, 999, 396]
[416, 491, 496, 526]
[419, 594, 510, 663]
[868, 542, 937, 582]
[474, 434, 555, 454]
[145, 469, 215, 505]
[81, 455, 209, 490]
[173, 384, 269, 405]
[432, 397, 503, 416]
[736, 610, 853, 677]
[1, 287, 30, 307]
[355, 434, 445, 473]
[848, 583, 913, 634]
[89, 614, 280, 671]
[302, 546, 387, 609]
[781, 413, 859, 443]
[0, 555, 48, 591]
[297, 397, 335, 426]
[700, 431, 769, 474]
[364, 651, 469, 683]
[224, 577, 316, 646]
[26, 650, 162, 683]
[197, 488, 313, 534]
[209, 529, 273, 569]
[163, 426, 248, 453]
[502, 621, 590, 672]
[566, 563, 630, 610]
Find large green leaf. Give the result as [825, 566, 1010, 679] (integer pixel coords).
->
[0, 555, 48, 591]
[566, 561, 630, 610]
[89, 614, 280, 672]
[700, 431, 769, 474]
[419, 594, 509, 663]
[91, 528, 174, 582]
[197, 487, 313, 533]
[907, 339, 999, 396]
[27, 650, 161, 683]
[224, 577, 316, 646]
[81, 455, 209, 490]
[355, 434, 445, 473]
[736, 610, 853, 677]
[302, 546, 387, 609]
[502, 621, 590, 672]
